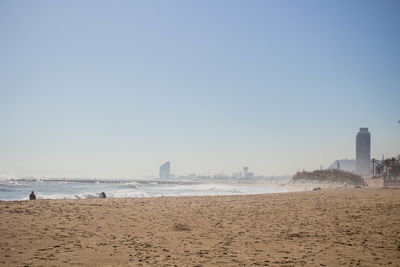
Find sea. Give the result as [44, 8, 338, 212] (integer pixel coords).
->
[0, 178, 291, 201]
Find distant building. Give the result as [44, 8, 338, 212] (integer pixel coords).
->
[159, 161, 170, 179]
[243, 166, 254, 178]
[356, 128, 371, 177]
[327, 159, 356, 173]
[232, 171, 243, 179]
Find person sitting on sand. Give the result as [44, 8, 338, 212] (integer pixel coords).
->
[100, 192, 106, 199]
[29, 191, 36, 200]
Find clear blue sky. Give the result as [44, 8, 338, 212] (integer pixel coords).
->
[0, 0, 399, 178]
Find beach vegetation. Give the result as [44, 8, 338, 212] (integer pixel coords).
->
[291, 169, 364, 185]
[382, 157, 400, 179]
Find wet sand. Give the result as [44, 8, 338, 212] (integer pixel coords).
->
[1, 187, 399, 266]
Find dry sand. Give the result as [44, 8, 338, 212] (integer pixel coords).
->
[1, 187, 400, 266]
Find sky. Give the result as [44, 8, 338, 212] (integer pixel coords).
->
[0, 0, 399, 178]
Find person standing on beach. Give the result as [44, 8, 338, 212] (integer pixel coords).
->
[29, 191, 36, 200]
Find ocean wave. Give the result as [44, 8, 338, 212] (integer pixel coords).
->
[36, 192, 102, 200]
[109, 189, 150, 198]
[0, 179, 289, 201]
[0, 187, 12, 192]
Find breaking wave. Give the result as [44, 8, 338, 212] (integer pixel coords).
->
[0, 179, 289, 201]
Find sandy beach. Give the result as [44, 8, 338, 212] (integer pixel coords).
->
[1, 187, 400, 266]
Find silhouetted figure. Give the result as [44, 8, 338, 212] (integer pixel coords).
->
[100, 192, 106, 199]
[29, 191, 36, 200]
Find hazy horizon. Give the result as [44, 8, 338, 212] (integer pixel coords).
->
[1, 1, 399, 178]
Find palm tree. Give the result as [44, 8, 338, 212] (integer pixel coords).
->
[371, 158, 376, 177]
[375, 163, 383, 177]
[383, 157, 398, 179]
[389, 157, 400, 179]
[383, 159, 391, 178]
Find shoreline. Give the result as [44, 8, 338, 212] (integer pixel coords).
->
[1, 187, 399, 266]
[0, 185, 365, 203]
[1, 179, 371, 202]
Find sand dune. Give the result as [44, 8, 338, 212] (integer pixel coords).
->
[1, 188, 399, 266]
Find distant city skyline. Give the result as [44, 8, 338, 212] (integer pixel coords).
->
[0, 1, 399, 178]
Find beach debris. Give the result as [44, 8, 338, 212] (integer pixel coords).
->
[355, 185, 362, 188]
[29, 191, 36, 200]
[99, 192, 107, 199]
[313, 187, 321, 191]
[173, 223, 191, 231]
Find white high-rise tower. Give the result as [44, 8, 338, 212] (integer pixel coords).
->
[356, 128, 370, 177]
[159, 161, 170, 179]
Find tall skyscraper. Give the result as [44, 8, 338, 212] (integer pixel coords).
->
[356, 128, 371, 177]
[159, 161, 170, 179]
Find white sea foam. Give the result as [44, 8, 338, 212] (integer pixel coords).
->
[0, 179, 289, 201]
[34, 192, 101, 200]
